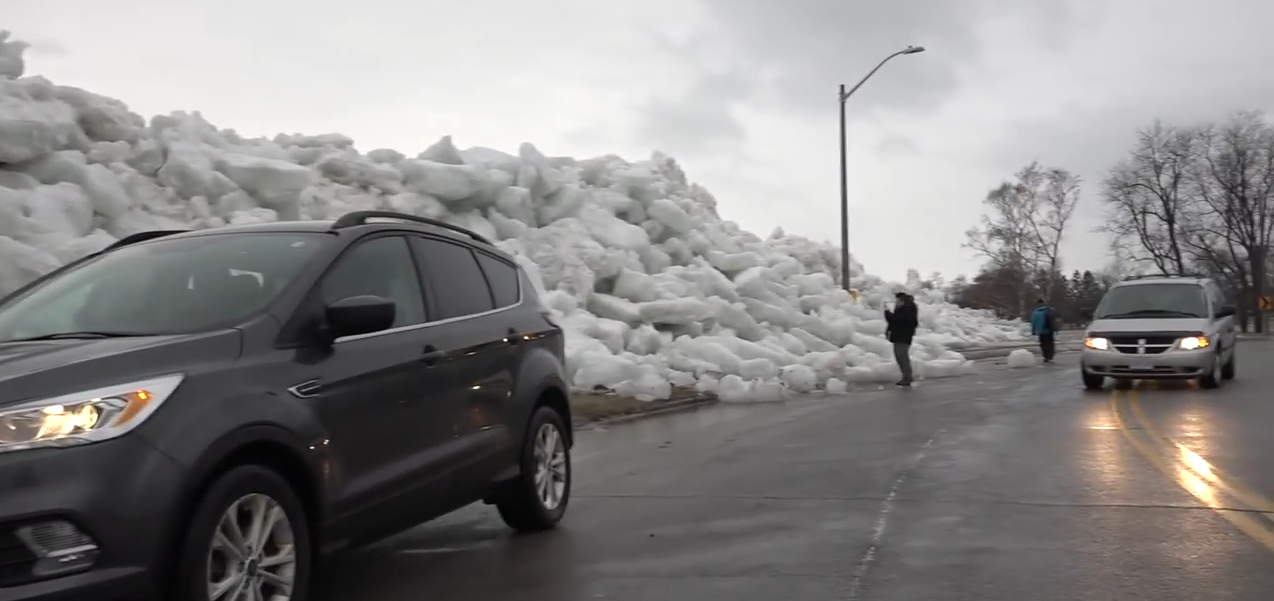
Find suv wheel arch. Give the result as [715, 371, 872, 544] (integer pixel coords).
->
[162, 427, 327, 580]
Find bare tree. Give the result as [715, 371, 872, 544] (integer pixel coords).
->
[1102, 112, 1274, 331]
[1098, 121, 1198, 274]
[1191, 111, 1274, 330]
[965, 161, 1081, 312]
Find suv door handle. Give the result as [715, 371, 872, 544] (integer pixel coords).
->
[420, 345, 444, 366]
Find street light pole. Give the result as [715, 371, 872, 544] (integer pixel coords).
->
[839, 45, 925, 291]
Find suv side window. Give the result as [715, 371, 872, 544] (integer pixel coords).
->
[409, 237, 495, 319]
[476, 251, 520, 308]
[321, 236, 427, 328]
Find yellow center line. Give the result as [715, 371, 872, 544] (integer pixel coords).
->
[1126, 390, 1274, 521]
[1108, 391, 1274, 552]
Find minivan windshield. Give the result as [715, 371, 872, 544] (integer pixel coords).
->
[0, 232, 329, 342]
[1094, 283, 1209, 319]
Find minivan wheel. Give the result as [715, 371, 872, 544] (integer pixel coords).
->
[1222, 351, 1236, 380]
[1200, 354, 1224, 389]
[172, 465, 312, 601]
[1082, 368, 1105, 391]
[495, 407, 571, 532]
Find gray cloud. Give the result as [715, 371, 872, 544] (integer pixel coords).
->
[629, 0, 1079, 152]
[632, 67, 753, 153]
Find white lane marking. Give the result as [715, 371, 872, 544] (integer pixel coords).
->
[846, 437, 934, 600]
[397, 542, 490, 555]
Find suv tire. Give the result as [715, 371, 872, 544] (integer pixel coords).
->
[1200, 353, 1224, 389]
[1082, 369, 1105, 391]
[1222, 351, 1236, 380]
[496, 406, 572, 532]
[171, 464, 313, 601]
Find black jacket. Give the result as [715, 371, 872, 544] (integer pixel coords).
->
[885, 302, 918, 344]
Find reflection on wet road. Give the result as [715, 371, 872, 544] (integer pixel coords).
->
[314, 341, 1274, 601]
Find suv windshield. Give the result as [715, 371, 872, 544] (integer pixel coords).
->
[0, 233, 329, 342]
[1094, 283, 1209, 319]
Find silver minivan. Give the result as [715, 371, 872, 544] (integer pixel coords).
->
[1081, 275, 1238, 390]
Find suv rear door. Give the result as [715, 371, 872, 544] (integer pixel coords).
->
[407, 235, 517, 489]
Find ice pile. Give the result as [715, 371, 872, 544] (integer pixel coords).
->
[1006, 349, 1038, 368]
[0, 30, 1027, 401]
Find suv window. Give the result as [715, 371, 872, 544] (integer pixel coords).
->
[0, 233, 327, 342]
[321, 236, 427, 328]
[1095, 283, 1209, 319]
[410, 237, 495, 319]
[476, 252, 520, 308]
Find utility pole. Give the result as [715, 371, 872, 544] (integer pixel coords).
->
[838, 45, 926, 291]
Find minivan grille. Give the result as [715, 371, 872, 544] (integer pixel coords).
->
[1109, 336, 1179, 346]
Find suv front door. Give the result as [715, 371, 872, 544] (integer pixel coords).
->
[294, 235, 453, 521]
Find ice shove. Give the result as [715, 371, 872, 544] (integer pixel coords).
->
[0, 30, 1027, 402]
[1006, 348, 1038, 368]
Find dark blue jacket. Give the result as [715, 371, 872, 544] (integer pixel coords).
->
[885, 302, 918, 344]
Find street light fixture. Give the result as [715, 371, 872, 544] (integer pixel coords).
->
[838, 45, 926, 291]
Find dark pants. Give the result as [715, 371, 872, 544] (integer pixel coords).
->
[1039, 333, 1055, 361]
[893, 342, 913, 382]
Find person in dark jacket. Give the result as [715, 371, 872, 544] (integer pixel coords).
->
[1030, 298, 1058, 363]
[884, 292, 919, 386]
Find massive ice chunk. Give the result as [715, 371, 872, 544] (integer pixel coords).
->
[0, 30, 1028, 402]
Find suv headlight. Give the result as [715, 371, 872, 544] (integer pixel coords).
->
[1085, 337, 1110, 350]
[1178, 336, 1210, 350]
[0, 374, 184, 454]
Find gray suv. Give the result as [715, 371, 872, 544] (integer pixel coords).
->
[1081, 275, 1237, 390]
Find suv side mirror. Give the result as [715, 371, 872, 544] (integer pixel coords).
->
[326, 295, 396, 339]
[1215, 305, 1236, 318]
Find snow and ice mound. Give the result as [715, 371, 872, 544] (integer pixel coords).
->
[1006, 349, 1037, 368]
[0, 31, 1025, 401]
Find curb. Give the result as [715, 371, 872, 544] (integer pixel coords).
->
[574, 396, 719, 430]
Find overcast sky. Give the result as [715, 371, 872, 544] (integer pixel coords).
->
[8, 0, 1274, 281]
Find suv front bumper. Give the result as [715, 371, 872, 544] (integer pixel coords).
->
[0, 435, 187, 601]
[1081, 347, 1217, 379]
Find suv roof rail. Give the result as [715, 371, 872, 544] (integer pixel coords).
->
[1121, 273, 1209, 281]
[330, 210, 492, 245]
[101, 229, 191, 253]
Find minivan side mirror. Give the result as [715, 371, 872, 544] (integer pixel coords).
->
[325, 295, 396, 340]
[1215, 305, 1236, 318]
[1080, 309, 1093, 320]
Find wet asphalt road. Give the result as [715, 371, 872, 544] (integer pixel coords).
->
[313, 340, 1274, 601]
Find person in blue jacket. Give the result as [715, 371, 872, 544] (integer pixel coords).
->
[1030, 298, 1058, 363]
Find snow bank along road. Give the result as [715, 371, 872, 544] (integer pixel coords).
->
[0, 30, 1029, 407]
[308, 338, 1274, 601]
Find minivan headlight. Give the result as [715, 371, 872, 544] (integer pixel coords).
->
[1085, 337, 1110, 350]
[0, 374, 184, 454]
[1178, 336, 1210, 350]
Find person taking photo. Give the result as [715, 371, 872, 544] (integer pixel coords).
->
[884, 292, 918, 387]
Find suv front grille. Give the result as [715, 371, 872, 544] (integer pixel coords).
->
[0, 519, 99, 587]
[0, 527, 38, 587]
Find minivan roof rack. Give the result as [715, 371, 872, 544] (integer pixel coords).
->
[1121, 273, 1208, 281]
[330, 210, 492, 245]
[101, 229, 191, 252]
